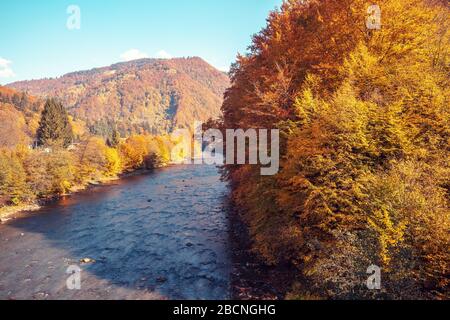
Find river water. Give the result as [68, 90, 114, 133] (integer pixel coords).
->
[0, 164, 231, 300]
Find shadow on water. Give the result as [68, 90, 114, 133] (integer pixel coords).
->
[0, 165, 231, 300]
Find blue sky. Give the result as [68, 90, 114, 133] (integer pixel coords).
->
[0, 0, 282, 84]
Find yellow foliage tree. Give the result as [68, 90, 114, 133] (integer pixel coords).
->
[119, 135, 151, 170]
[0, 149, 30, 205]
[104, 147, 122, 176]
[74, 137, 108, 183]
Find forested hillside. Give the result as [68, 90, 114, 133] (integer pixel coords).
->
[8, 57, 229, 136]
[222, 0, 449, 299]
[0, 86, 41, 147]
[0, 86, 90, 145]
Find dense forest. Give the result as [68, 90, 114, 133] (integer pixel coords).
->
[222, 0, 449, 299]
[0, 88, 186, 211]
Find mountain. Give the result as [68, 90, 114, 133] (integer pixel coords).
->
[7, 57, 229, 136]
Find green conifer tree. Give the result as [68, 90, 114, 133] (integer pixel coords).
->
[36, 98, 74, 148]
[107, 128, 121, 148]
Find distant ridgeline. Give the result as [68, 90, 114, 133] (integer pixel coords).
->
[7, 57, 229, 137]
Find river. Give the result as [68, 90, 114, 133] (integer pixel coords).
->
[0, 164, 232, 300]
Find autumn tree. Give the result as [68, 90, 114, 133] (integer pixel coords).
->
[104, 147, 122, 176]
[119, 135, 151, 170]
[0, 149, 30, 205]
[74, 137, 109, 183]
[107, 128, 121, 148]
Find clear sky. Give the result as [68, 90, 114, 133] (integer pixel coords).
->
[0, 0, 282, 85]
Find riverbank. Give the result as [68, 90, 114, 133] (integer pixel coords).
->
[0, 203, 41, 223]
[228, 204, 298, 300]
[0, 168, 157, 223]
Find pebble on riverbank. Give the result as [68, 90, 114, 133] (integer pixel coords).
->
[80, 258, 96, 264]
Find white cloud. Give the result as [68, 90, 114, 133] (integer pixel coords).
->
[0, 57, 15, 78]
[155, 50, 172, 59]
[216, 65, 230, 73]
[120, 49, 149, 62]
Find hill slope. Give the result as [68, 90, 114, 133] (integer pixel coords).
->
[8, 57, 229, 136]
[0, 86, 43, 147]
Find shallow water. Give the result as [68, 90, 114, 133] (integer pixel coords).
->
[0, 164, 231, 300]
